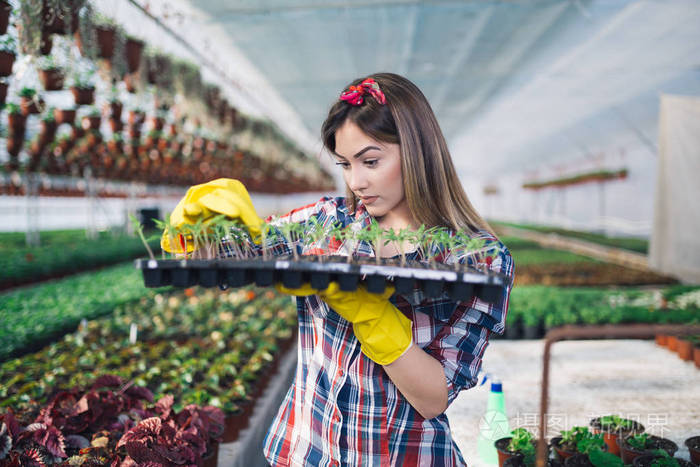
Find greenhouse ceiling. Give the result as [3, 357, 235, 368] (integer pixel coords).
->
[106, 0, 700, 181]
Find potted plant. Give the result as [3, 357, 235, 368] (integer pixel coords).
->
[684, 435, 700, 466]
[38, 109, 57, 147]
[19, 87, 42, 115]
[0, 34, 16, 76]
[125, 36, 144, 73]
[107, 132, 124, 154]
[618, 433, 678, 465]
[105, 96, 123, 121]
[5, 102, 26, 134]
[93, 14, 116, 59]
[0, 0, 10, 35]
[0, 77, 7, 107]
[590, 415, 644, 456]
[37, 55, 65, 91]
[81, 106, 101, 130]
[70, 70, 96, 105]
[551, 427, 606, 461]
[494, 428, 538, 467]
[632, 453, 694, 467]
[54, 107, 77, 125]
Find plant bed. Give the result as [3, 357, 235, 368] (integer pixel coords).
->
[619, 433, 679, 465]
[136, 255, 508, 302]
[590, 415, 644, 456]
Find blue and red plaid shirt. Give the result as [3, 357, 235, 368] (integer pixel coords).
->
[221, 196, 514, 466]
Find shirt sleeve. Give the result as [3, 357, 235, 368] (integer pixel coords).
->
[421, 235, 515, 404]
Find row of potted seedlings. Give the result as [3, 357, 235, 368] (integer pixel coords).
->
[655, 334, 700, 369]
[135, 215, 508, 302]
[495, 415, 699, 467]
[0, 286, 298, 446]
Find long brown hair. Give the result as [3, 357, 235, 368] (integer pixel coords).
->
[321, 72, 494, 235]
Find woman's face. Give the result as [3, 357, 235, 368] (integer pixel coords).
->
[333, 120, 406, 219]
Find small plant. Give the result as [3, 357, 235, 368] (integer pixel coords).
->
[276, 218, 304, 260]
[42, 108, 56, 122]
[19, 86, 36, 99]
[626, 433, 651, 451]
[588, 448, 624, 467]
[0, 35, 16, 54]
[130, 213, 155, 260]
[650, 451, 679, 467]
[507, 428, 536, 465]
[71, 69, 96, 89]
[559, 426, 603, 452]
[597, 415, 635, 432]
[5, 102, 21, 114]
[366, 219, 388, 265]
[38, 54, 60, 70]
[86, 106, 101, 117]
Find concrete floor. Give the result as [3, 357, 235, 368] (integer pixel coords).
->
[446, 339, 700, 466]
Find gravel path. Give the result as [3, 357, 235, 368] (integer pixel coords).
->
[446, 339, 699, 466]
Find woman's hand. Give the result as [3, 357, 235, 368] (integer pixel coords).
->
[276, 283, 413, 365]
[161, 178, 262, 253]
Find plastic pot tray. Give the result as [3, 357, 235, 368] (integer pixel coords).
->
[135, 255, 507, 302]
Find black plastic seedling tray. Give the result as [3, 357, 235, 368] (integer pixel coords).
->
[136, 255, 507, 303]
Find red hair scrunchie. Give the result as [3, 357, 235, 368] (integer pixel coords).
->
[339, 78, 387, 106]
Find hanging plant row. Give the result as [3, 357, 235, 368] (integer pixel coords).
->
[134, 216, 509, 302]
[522, 169, 628, 190]
[0, 0, 333, 193]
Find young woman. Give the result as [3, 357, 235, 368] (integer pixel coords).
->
[162, 73, 514, 466]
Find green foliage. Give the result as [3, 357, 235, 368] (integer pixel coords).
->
[507, 427, 536, 464]
[598, 414, 635, 432]
[4, 102, 21, 114]
[0, 34, 16, 53]
[19, 87, 36, 98]
[588, 449, 624, 467]
[626, 433, 650, 450]
[0, 263, 158, 361]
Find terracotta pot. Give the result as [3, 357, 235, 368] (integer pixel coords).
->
[495, 437, 518, 467]
[590, 417, 644, 457]
[109, 118, 123, 133]
[654, 335, 667, 347]
[107, 139, 123, 153]
[677, 338, 693, 361]
[41, 2, 79, 35]
[95, 25, 116, 59]
[694, 346, 700, 369]
[54, 108, 76, 125]
[39, 120, 57, 146]
[39, 33, 53, 55]
[125, 38, 144, 73]
[123, 72, 138, 93]
[82, 115, 101, 131]
[0, 81, 7, 107]
[550, 437, 577, 461]
[150, 116, 165, 131]
[0, 1, 10, 35]
[0, 50, 15, 77]
[685, 436, 700, 466]
[6, 135, 24, 156]
[8, 113, 26, 133]
[618, 434, 678, 465]
[39, 68, 65, 91]
[71, 86, 95, 106]
[20, 97, 42, 116]
[667, 336, 679, 352]
[106, 101, 123, 120]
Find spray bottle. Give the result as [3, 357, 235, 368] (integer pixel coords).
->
[477, 373, 510, 465]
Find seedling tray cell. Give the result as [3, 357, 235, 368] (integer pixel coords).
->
[135, 256, 508, 304]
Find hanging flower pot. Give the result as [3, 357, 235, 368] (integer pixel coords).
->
[109, 118, 123, 133]
[39, 67, 65, 91]
[39, 32, 53, 55]
[150, 116, 165, 131]
[0, 80, 7, 107]
[41, 2, 79, 35]
[38, 119, 57, 147]
[71, 86, 95, 106]
[0, 1, 10, 36]
[123, 72, 138, 93]
[6, 103, 26, 134]
[107, 134, 124, 154]
[95, 25, 116, 59]
[6, 135, 24, 157]
[0, 42, 15, 77]
[125, 37, 144, 73]
[54, 108, 76, 125]
[82, 111, 102, 131]
[105, 100, 123, 121]
[20, 89, 43, 116]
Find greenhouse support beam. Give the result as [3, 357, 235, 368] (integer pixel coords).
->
[536, 323, 700, 467]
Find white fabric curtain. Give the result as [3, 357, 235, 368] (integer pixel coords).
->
[649, 94, 700, 284]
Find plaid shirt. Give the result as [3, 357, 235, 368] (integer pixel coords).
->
[221, 196, 514, 466]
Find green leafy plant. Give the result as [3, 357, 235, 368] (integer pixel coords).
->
[71, 69, 96, 89]
[0, 35, 16, 53]
[129, 214, 155, 260]
[4, 102, 21, 115]
[588, 449, 624, 467]
[598, 415, 635, 432]
[626, 433, 650, 451]
[19, 87, 36, 99]
[507, 428, 536, 465]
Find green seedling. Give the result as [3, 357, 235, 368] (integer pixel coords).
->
[626, 433, 650, 451]
[507, 428, 535, 466]
[129, 214, 155, 260]
[598, 415, 635, 432]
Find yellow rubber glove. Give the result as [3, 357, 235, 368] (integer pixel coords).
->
[276, 282, 413, 365]
[161, 178, 262, 253]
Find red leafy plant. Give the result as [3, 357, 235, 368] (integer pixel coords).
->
[0, 375, 223, 466]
